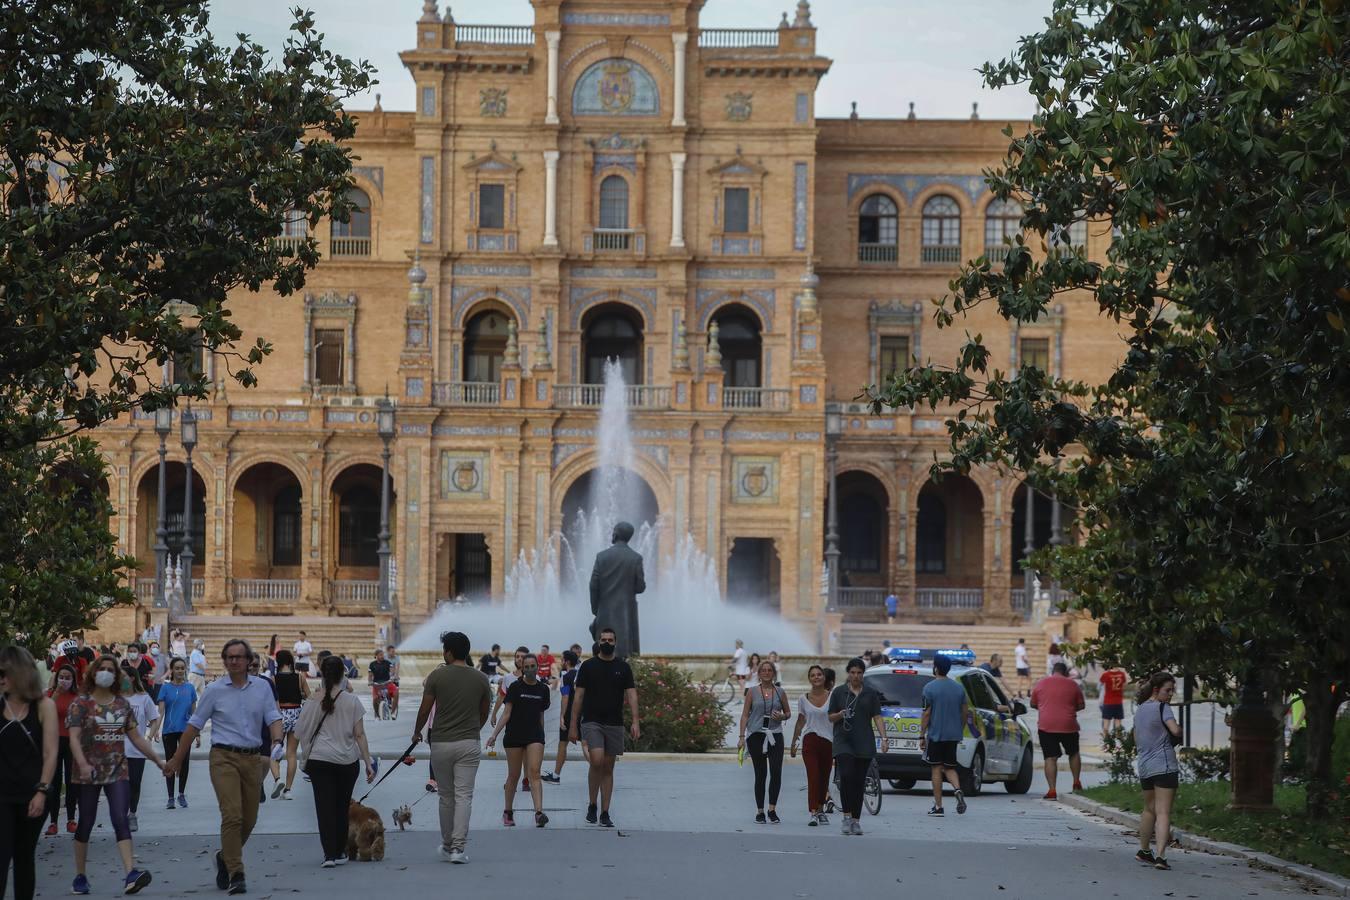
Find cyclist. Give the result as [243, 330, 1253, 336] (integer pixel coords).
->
[368, 649, 394, 719]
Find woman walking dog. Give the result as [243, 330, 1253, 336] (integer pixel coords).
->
[297, 655, 375, 867]
[486, 653, 551, 827]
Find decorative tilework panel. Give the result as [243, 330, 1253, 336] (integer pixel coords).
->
[731, 455, 780, 505]
[695, 288, 774, 331]
[797, 453, 815, 612]
[594, 153, 636, 174]
[278, 409, 309, 422]
[453, 263, 532, 277]
[563, 12, 669, 25]
[846, 173, 989, 205]
[727, 430, 790, 442]
[799, 385, 817, 405]
[696, 267, 775, 281]
[404, 448, 421, 608]
[405, 377, 425, 398]
[477, 234, 505, 251]
[570, 267, 657, 279]
[420, 157, 434, 244]
[572, 59, 660, 117]
[353, 166, 384, 196]
[440, 451, 489, 499]
[421, 86, 436, 116]
[793, 162, 809, 251]
[795, 93, 809, 123]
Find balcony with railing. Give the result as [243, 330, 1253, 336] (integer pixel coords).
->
[915, 587, 984, 609]
[838, 587, 889, 610]
[723, 386, 791, 410]
[592, 229, 633, 252]
[433, 382, 501, 407]
[554, 384, 670, 410]
[985, 244, 1012, 263]
[453, 24, 533, 45]
[921, 244, 962, 264]
[232, 579, 301, 603]
[1011, 588, 1029, 614]
[858, 243, 898, 264]
[273, 235, 308, 254]
[330, 236, 371, 257]
[332, 580, 380, 606]
[698, 28, 779, 48]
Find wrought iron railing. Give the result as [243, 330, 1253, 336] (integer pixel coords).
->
[698, 28, 779, 48]
[722, 387, 790, 410]
[553, 384, 670, 409]
[915, 588, 984, 609]
[454, 24, 534, 45]
[921, 244, 962, 264]
[858, 243, 898, 263]
[433, 382, 502, 406]
[330, 236, 371, 257]
[232, 579, 300, 603]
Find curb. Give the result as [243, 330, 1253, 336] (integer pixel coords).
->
[183, 748, 742, 763]
[1059, 793, 1350, 897]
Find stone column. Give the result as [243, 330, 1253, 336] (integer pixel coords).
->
[543, 150, 560, 247]
[669, 152, 687, 248]
[544, 31, 561, 125]
[824, 440, 840, 611]
[1022, 481, 1036, 604]
[671, 32, 688, 127]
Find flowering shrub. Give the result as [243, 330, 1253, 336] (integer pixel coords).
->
[622, 658, 734, 753]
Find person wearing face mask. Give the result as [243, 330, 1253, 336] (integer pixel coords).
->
[67, 655, 163, 895]
[490, 646, 529, 728]
[157, 657, 198, 810]
[146, 642, 165, 687]
[45, 664, 80, 835]
[486, 653, 550, 827]
[1, 646, 59, 900]
[568, 627, 640, 828]
[827, 658, 887, 836]
[188, 640, 208, 694]
[126, 644, 156, 701]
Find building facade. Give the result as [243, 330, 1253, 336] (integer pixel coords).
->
[93, 0, 1122, 642]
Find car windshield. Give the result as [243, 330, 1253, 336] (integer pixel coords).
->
[865, 672, 933, 707]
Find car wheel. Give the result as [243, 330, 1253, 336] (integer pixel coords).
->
[958, 748, 984, 796]
[1005, 746, 1034, 794]
[888, 778, 916, 791]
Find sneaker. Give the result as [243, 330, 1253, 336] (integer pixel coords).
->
[282, 789, 293, 801]
[535, 811, 549, 828]
[840, 816, 852, 835]
[850, 819, 863, 836]
[1042, 789, 1058, 801]
[1072, 779, 1084, 792]
[166, 798, 176, 811]
[127, 812, 138, 832]
[72, 874, 91, 895]
[1154, 857, 1171, 871]
[807, 815, 818, 827]
[321, 860, 336, 869]
[816, 812, 829, 826]
[124, 869, 151, 895]
[585, 803, 598, 825]
[767, 810, 780, 824]
[540, 773, 560, 784]
[45, 822, 57, 836]
[754, 812, 767, 824]
[67, 819, 78, 833]
[1135, 848, 1156, 864]
[215, 852, 229, 891]
[271, 782, 285, 799]
[228, 873, 247, 895]
[425, 779, 438, 792]
[502, 810, 515, 827]
[335, 855, 347, 866]
[177, 794, 187, 809]
[927, 805, 944, 816]
[599, 811, 614, 828]
[448, 849, 467, 865]
[437, 845, 454, 864]
[955, 790, 967, 815]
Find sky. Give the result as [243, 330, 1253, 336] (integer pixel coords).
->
[206, 0, 1055, 120]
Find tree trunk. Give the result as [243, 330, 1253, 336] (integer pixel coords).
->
[1300, 674, 1340, 820]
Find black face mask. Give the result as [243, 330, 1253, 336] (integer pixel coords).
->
[598, 642, 615, 655]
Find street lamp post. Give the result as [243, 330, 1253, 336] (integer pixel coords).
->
[824, 407, 842, 612]
[376, 396, 396, 634]
[152, 406, 172, 609]
[180, 406, 197, 612]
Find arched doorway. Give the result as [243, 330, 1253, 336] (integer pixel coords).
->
[915, 474, 985, 609]
[837, 471, 889, 589]
[463, 307, 511, 383]
[727, 538, 780, 609]
[328, 464, 396, 611]
[582, 303, 643, 385]
[231, 463, 304, 582]
[136, 463, 207, 569]
[713, 305, 762, 388]
[560, 467, 659, 541]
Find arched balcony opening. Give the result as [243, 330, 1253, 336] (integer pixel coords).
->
[921, 194, 962, 263]
[582, 303, 643, 386]
[329, 464, 396, 609]
[330, 186, 371, 257]
[915, 474, 984, 610]
[230, 463, 304, 608]
[858, 194, 898, 263]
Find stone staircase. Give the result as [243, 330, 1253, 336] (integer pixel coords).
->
[169, 616, 383, 665]
[837, 622, 1050, 672]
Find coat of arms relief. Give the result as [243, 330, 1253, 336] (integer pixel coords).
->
[479, 87, 508, 118]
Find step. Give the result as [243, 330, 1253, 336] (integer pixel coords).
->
[169, 616, 382, 664]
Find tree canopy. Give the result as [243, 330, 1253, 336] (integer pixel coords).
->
[868, 0, 1349, 815]
[0, 1, 372, 648]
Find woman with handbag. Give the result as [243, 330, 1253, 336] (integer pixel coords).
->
[295, 655, 375, 867]
[1132, 671, 1182, 870]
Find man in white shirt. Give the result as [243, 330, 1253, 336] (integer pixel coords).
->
[1014, 638, 1031, 698]
[293, 631, 314, 677]
[729, 639, 750, 691]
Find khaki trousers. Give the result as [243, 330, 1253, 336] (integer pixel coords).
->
[209, 748, 267, 875]
[429, 740, 481, 852]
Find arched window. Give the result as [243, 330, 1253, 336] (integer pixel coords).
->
[330, 187, 371, 256]
[916, 490, 946, 573]
[598, 175, 629, 230]
[463, 309, 511, 383]
[1049, 219, 1088, 255]
[583, 306, 642, 385]
[983, 198, 1022, 260]
[921, 195, 961, 263]
[272, 485, 302, 566]
[858, 194, 898, 263]
[714, 309, 761, 390]
[338, 484, 380, 567]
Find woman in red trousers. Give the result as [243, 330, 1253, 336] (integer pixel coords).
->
[790, 665, 835, 826]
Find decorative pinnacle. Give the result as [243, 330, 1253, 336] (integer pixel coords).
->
[793, 0, 812, 27]
[971, 102, 979, 120]
[419, 0, 440, 23]
[706, 321, 723, 369]
[907, 101, 916, 120]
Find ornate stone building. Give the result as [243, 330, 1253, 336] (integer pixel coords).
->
[92, 0, 1122, 643]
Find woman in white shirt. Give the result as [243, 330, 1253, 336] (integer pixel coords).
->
[789, 664, 836, 827]
[120, 666, 159, 834]
[296, 656, 375, 867]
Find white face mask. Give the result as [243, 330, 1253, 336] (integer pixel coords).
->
[94, 670, 115, 688]
[127, 652, 140, 662]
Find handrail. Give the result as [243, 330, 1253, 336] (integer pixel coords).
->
[553, 384, 670, 409]
[232, 579, 300, 602]
[915, 588, 984, 609]
[698, 28, 779, 48]
[454, 24, 534, 45]
[433, 382, 502, 407]
[722, 386, 790, 410]
[838, 587, 888, 609]
[330, 236, 371, 257]
[858, 243, 898, 263]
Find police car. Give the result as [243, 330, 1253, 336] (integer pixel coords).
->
[868, 648, 1034, 795]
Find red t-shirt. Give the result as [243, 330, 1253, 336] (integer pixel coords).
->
[1099, 670, 1128, 705]
[537, 654, 556, 678]
[50, 690, 77, 738]
[1031, 674, 1085, 733]
[54, 654, 88, 683]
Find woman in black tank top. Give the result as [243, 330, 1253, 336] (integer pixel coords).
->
[272, 651, 309, 800]
[1, 645, 59, 900]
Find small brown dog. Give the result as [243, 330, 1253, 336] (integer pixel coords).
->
[390, 804, 412, 831]
[347, 800, 385, 861]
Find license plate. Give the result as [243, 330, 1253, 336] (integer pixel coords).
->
[887, 738, 918, 752]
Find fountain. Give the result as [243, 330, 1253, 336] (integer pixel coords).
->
[403, 360, 812, 655]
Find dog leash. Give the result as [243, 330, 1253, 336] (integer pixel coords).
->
[357, 740, 418, 804]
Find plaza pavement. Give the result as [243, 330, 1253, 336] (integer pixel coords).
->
[28, 686, 1309, 899]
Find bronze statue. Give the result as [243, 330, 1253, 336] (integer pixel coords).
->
[588, 521, 646, 656]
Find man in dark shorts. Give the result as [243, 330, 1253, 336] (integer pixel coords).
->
[920, 654, 978, 816]
[1031, 661, 1086, 799]
[368, 649, 394, 718]
[542, 650, 580, 784]
[568, 628, 639, 827]
[1098, 666, 1128, 736]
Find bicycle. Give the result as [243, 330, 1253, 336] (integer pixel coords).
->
[698, 668, 743, 706]
[825, 758, 882, 816]
[371, 682, 392, 720]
